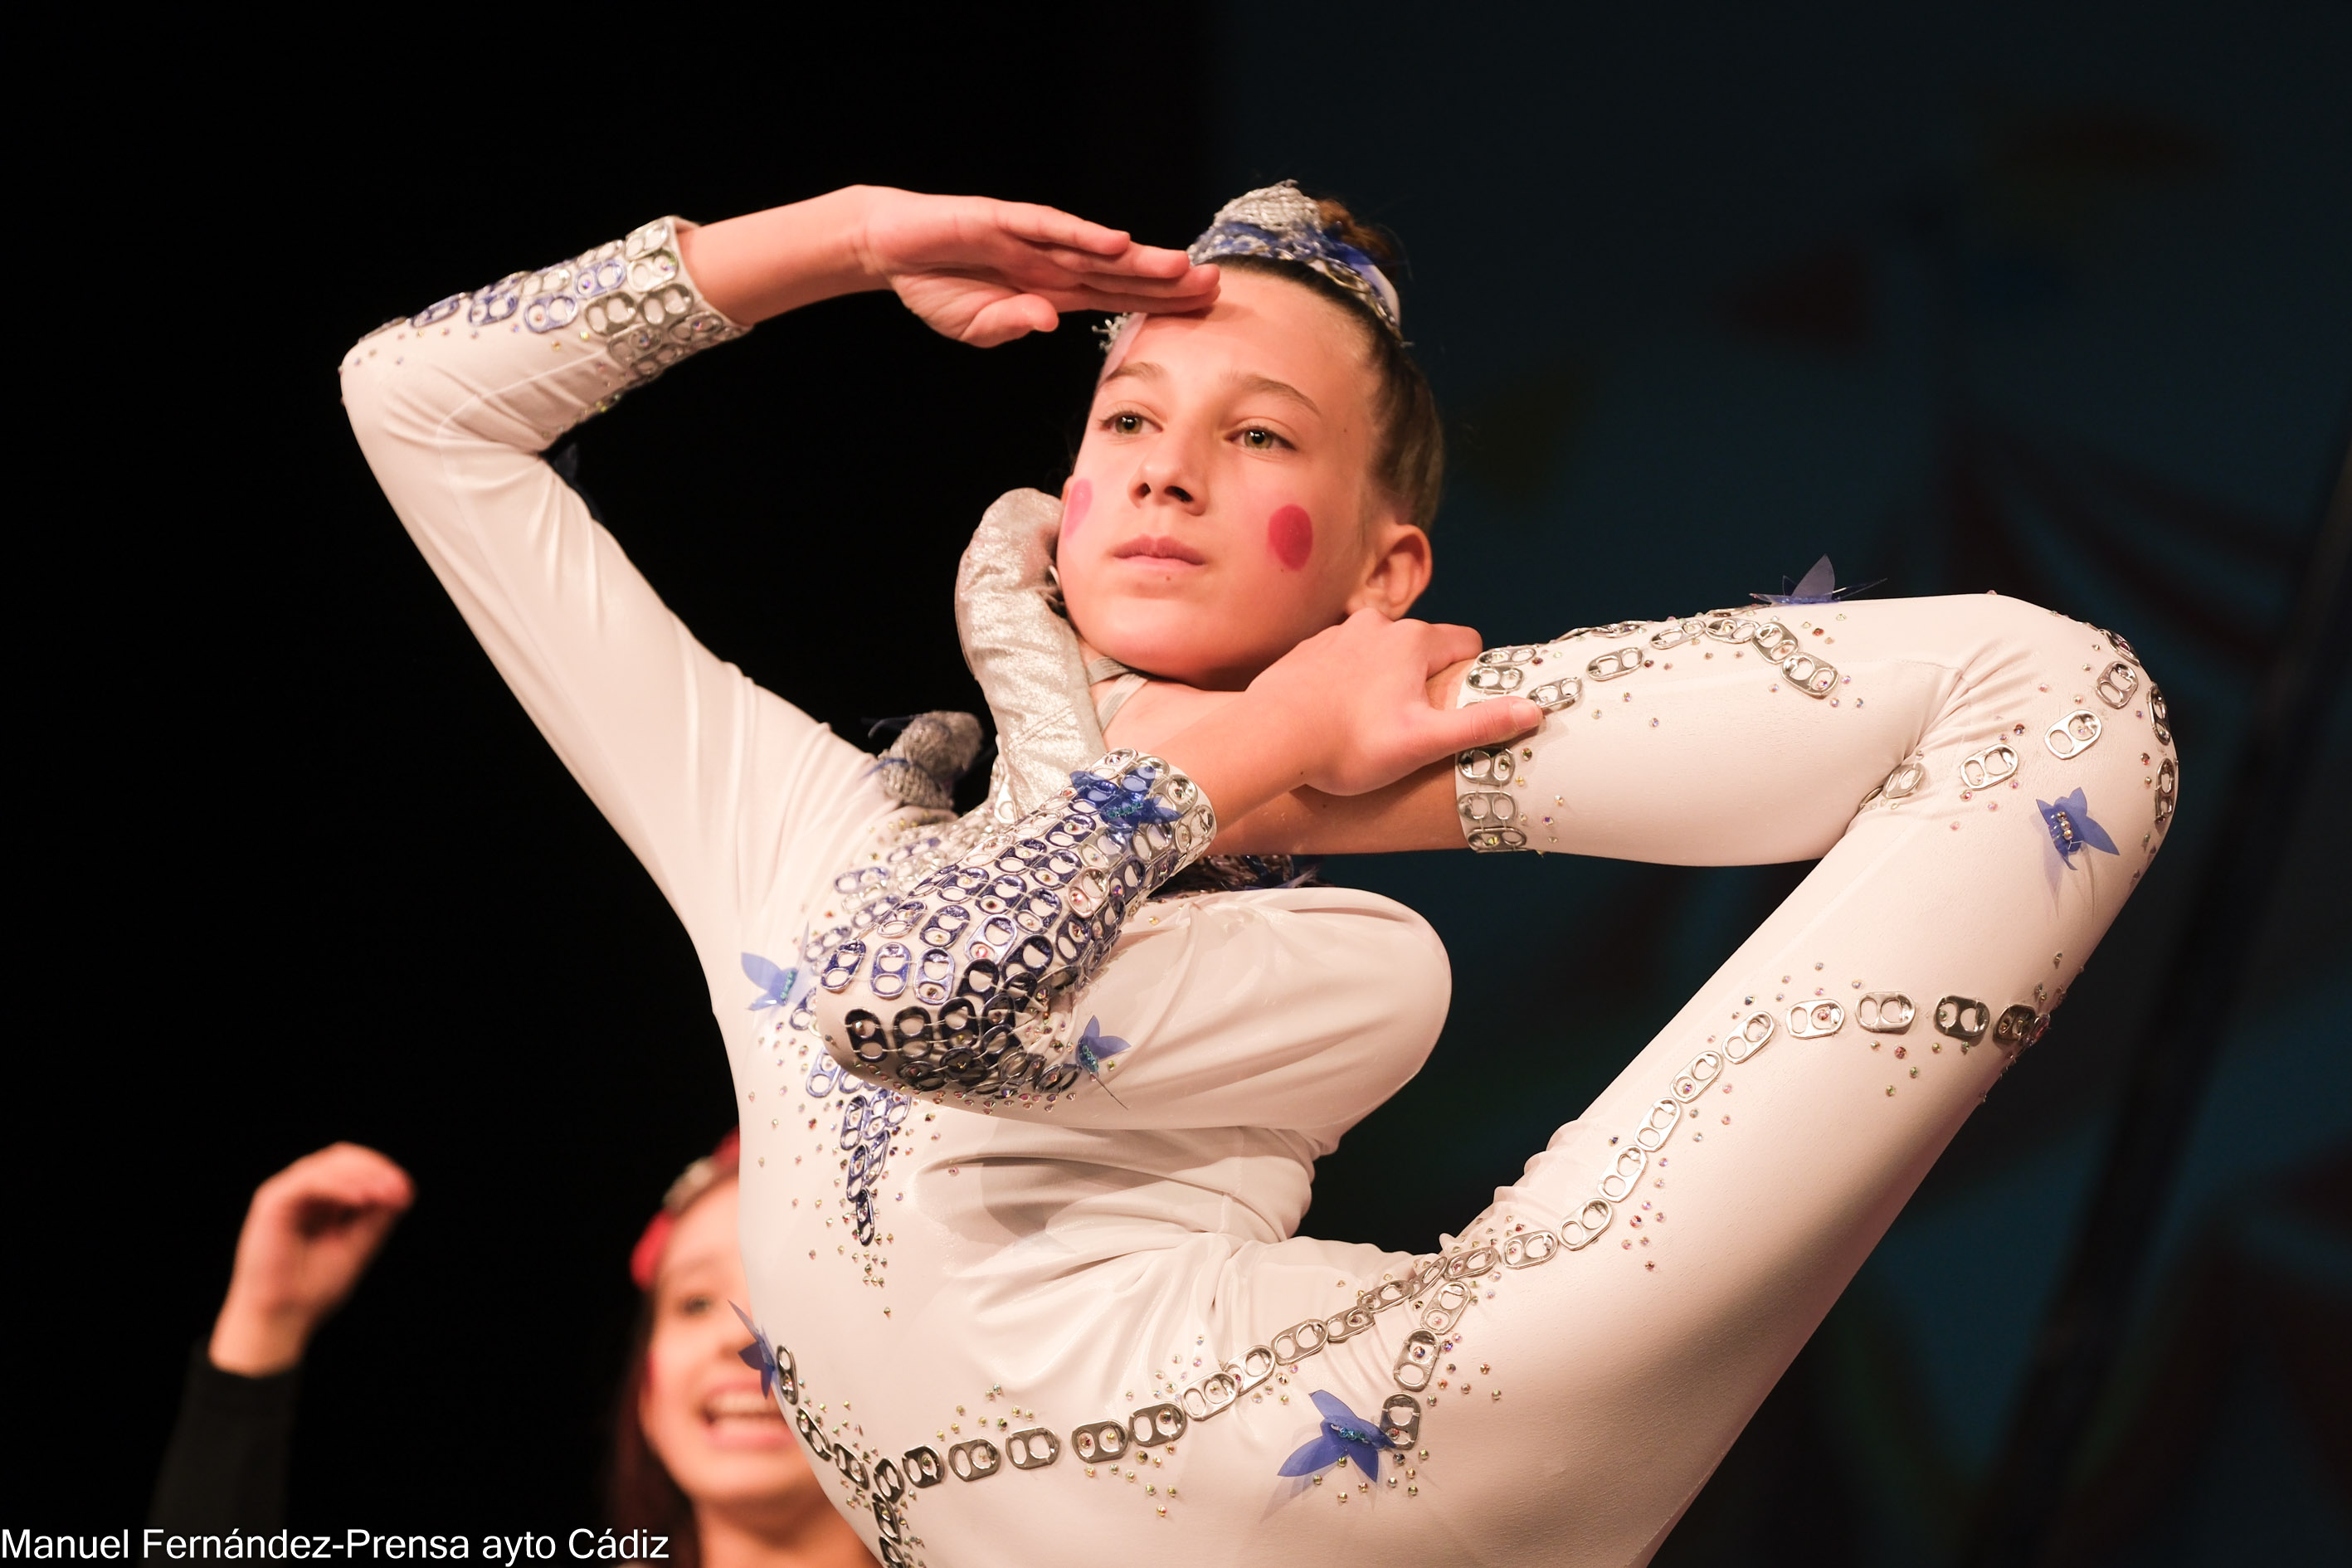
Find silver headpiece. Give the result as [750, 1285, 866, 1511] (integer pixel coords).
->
[1186, 181, 1402, 336]
[1098, 180, 1403, 362]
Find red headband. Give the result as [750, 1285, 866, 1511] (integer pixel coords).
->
[628, 1129, 741, 1291]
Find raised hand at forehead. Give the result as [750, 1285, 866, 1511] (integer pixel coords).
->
[859, 192, 1220, 348]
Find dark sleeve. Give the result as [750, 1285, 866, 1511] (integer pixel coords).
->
[149, 1342, 299, 1529]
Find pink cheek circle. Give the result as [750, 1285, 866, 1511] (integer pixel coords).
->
[1061, 478, 1093, 542]
[1268, 504, 1313, 572]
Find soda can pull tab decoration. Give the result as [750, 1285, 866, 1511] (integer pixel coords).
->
[1527, 676, 1583, 713]
[1992, 1005, 2048, 1054]
[1787, 1001, 1845, 1038]
[1859, 758, 1926, 812]
[1458, 747, 1514, 784]
[2046, 710, 2102, 760]
[1858, 993, 1915, 1033]
[1958, 744, 2019, 791]
[1725, 1010, 1776, 1063]
[1935, 996, 1990, 1045]
[1392, 1330, 1439, 1392]
[1780, 652, 1838, 698]
[947, 1439, 1001, 1481]
[1070, 1422, 1127, 1463]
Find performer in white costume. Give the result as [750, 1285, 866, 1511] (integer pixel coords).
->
[343, 183, 2177, 1567]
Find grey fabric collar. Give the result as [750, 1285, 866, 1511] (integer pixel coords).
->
[954, 489, 1107, 823]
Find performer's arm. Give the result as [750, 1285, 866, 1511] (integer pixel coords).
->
[1102, 664, 1468, 854]
[342, 192, 1215, 954]
[1118, 608, 2154, 862]
[151, 1146, 411, 1531]
[807, 614, 1539, 1101]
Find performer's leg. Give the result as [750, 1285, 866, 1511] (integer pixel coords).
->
[1186, 595, 2170, 1564]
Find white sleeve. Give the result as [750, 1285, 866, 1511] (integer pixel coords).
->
[339, 217, 888, 968]
[1026, 882, 1452, 1138]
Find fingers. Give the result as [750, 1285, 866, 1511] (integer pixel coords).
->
[1050, 245, 1211, 285]
[963, 295, 1060, 347]
[1433, 696, 1548, 754]
[1044, 241, 1201, 282]
[1021, 252, 1218, 303]
[1040, 270, 1220, 308]
[334, 1202, 407, 1265]
[990, 202, 1207, 285]
[1110, 242, 1200, 279]
[991, 200, 1133, 257]
[215, 1146, 414, 1375]
[1327, 611, 1481, 680]
[1032, 285, 1221, 318]
[260, 1142, 416, 1216]
[1417, 622, 1488, 674]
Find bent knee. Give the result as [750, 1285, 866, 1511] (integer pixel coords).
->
[1937, 594, 2180, 864]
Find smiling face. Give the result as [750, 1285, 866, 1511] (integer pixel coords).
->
[636, 1181, 821, 1516]
[1057, 270, 1433, 689]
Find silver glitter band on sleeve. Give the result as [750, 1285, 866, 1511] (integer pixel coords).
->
[405, 216, 745, 396]
[810, 748, 1217, 1096]
[1453, 613, 1849, 850]
[1453, 639, 1585, 851]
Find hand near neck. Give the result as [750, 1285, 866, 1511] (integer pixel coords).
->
[1081, 622, 1525, 855]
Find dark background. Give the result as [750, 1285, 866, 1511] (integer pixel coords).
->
[12, 7, 2346, 1563]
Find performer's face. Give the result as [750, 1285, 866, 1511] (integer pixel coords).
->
[638, 1180, 825, 1517]
[1058, 270, 1429, 689]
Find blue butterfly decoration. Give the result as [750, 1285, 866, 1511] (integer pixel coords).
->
[1751, 555, 1882, 606]
[1072, 1015, 1137, 1087]
[1070, 769, 1182, 837]
[741, 952, 808, 1013]
[1278, 1390, 1400, 1483]
[2037, 787, 2119, 861]
[731, 1303, 781, 1402]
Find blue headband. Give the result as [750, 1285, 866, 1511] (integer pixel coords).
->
[1184, 182, 1403, 337]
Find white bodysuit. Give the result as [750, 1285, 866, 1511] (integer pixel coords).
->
[342, 219, 2178, 1568]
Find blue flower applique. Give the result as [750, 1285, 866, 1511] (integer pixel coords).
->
[1069, 768, 1181, 837]
[1073, 1015, 1137, 1085]
[731, 1303, 782, 1403]
[1751, 554, 1882, 606]
[2037, 787, 2119, 861]
[1279, 1390, 1401, 1483]
[741, 952, 806, 1012]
